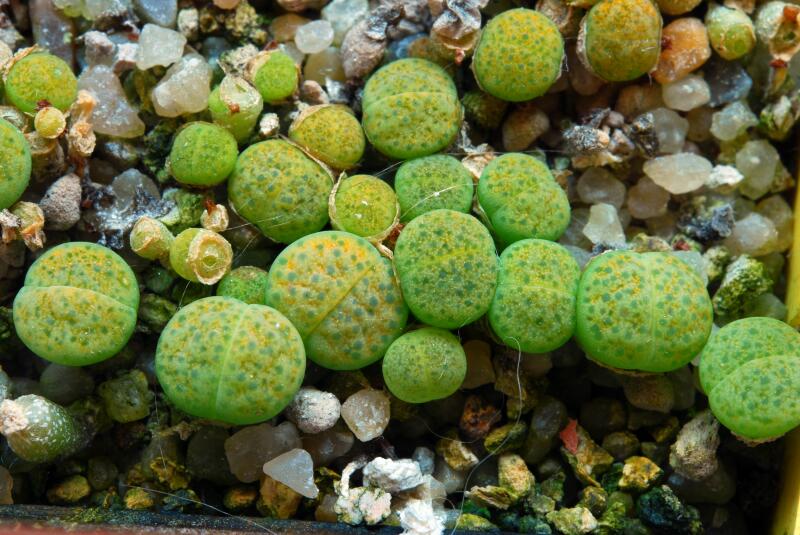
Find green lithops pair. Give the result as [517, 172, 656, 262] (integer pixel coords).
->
[330, 174, 399, 240]
[216, 266, 270, 305]
[382, 328, 467, 404]
[578, 0, 663, 82]
[267, 231, 408, 370]
[169, 122, 239, 187]
[156, 296, 305, 425]
[13, 242, 139, 366]
[289, 104, 365, 170]
[0, 117, 31, 210]
[5, 51, 78, 113]
[361, 58, 462, 160]
[576, 251, 713, 373]
[394, 209, 498, 329]
[472, 9, 564, 102]
[248, 50, 298, 103]
[228, 139, 332, 244]
[477, 153, 570, 245]
[394, 154, 474, 223]
[490, 240, 580, 354]
[700, 317, 800, 442]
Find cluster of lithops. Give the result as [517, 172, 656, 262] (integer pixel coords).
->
[0, 0, 799, 532]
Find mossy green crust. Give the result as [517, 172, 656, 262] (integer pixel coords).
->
[699, 317, 800, 441]
[13, 242, 139, 366]
[331, 174, 398, 239]
[228, 139, 332, 244]
[705, 5, 756, 61]
[382, 327, 467, 403]
[394, 155, 474, 223]
[579, 0, 662, 82]
[5, 52, 78, 113]
[489, 239, 580, 353]
[0, 117, 31, 210]
[361, 58, 462, 160]
[216, 266, 269, 305]
[289, 105, 365, 170]
[252, 50, 298, 103]
[472, 8, 564, 102]
[155, 296, 305, 425]
[575, 251, 713, 373]
[394, 209, 498, 329]
[169, 122, 238, 187]
[266, 231, 408, 370]
[477, 153, 570, 245]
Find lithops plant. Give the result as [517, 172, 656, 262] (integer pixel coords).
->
[216, 266, 270, 305]
[156, 296, 305, 425]
[705, 4, 757, 60]
[0, 117, 31, 210]
[267, 231, 408, 370]
[247, 49, 299, 103]
[329, 174, 399, 240]
[208, 75, 264, 143]
[477, 153, 570, 245]
[169, 228, 233, 285]
[394, 209, 498, 329]
[382, 327, 467, 403]
[576, 251, 713, 373]
[289, 104, 366, 170]
[489, 239, 580, 354]
[4, 51, 78, 113]
[699, 317, 800, 442]
[13, 242, 139, 366]
[361, 58, 462, 160]
[228, 139, 332, 244]
[394, 154, 475, 223]
[129, 216, 174, 262]
[168, 121, 239, 187]
[578, 0, 663, 82]
[472, 8, 564, 102]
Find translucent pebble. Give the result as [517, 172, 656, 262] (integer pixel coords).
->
[151, 53, 213, 117]
[705, 58, 752, 107]
[433, 459, 467, 495]
[340, 389, 390, 442]
[563, 245, 593, 269]
[743, 293, 787, 320]
[321, 0, 369, 45]
[303, 47, 346, 85]
[78, 65, 145, 138]
[643, 153, 712, 194]
[224, 421, 301, 483]
[661, 75, 711, 112]
[577, 167, 626, 209]
[709, 100, 758, 141]
[136, 24, 186, 70]
[31, 0, 75, 65]
[650, 107, 689, 154]
[735, 140, 779, 200]
[270, 14, 310, 42]
[302, 427, 355, 466]
[756, 195, 794, 252]
[280, 42, 306, 65]
[706, 164, 744, 191]
[583, 203, 626, 246]
[672, 250, 708, 286]
[263, 449, 319, 498]
[295, 20, 335, 54]
[627, 177, 670, 220]
[724, 213, 779, 256]
[461, 340, 495, 389]
[559, 207, 593, 249]
[133, 0, 177, 27]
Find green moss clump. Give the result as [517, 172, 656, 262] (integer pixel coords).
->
[0, 117, 31, 210]
[13, 242, 139, 366]
[394, 154, 474, 223]
[5, 52, 78, 113]
[382, 327, 467, 403]
[575, 251, 713, 373]
[168, 122, 239, 187]
[156, 296, 305, 424]
[394, 209, 498, 329]
[330, 174, 398, 239]
[216, 266, 269, 305]
[267, 231, 408, 370]
[251, 50, 298, 103]
[289, 104, 365, 170]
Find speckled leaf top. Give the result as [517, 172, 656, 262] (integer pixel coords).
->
[394, 209, 499, 329]
[0, 117, 31, 210]
[289, 104, 365, 170]
[228, 139, 332, 244]
[13, 242, 139, 366]
[477, 153, 570, 245]
[361, 58, 462, 160]
[155, 296, 305, 425]
[331, 174, 398, 239]
[489, 239, 580, 354]
[394, 154, 475, 223]
[575, 251, 713, 373]
[169, 121, 238, 187]
[267, 231, 408, 370]
[5, 52, 78, 113]
[699, 317, 800, 440]
[581, 0, 663, 82]
[472, 8, 564, 102]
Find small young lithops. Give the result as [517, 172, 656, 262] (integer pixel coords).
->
[489, 239, 580, 354]
[168, 121, 239, 187]
[0, 117, 31, 210]
[216, 266, 270, 305]
[361, 58, 462, 160]
[394, 154, 474, 223]
[472, 8, 564, 102]
[382, 327, 467, 403]
[169, 228, 233, 285]
[578, 0, 663, 82]
[705, 4, 756, 61]
[156, 296, 305, 425]
[329, 174, 399, 241]
[4, 51, 78, 113]
[289, 104, 366, 170]
[394, 209, 498, 329]
[247, 49, 299, 104]
[576, 251, 713, 373]
[130, 216, 174, 262]
[13, 242, 139, 366]
[208, 75, 264, 143]
[267, 231, 408, 370]
[228, 139, 332, 244]
[477, 153, 570, 245]
[699, 317, 800, 442]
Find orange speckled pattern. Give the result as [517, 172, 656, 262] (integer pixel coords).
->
[289, 105, 366, 170]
